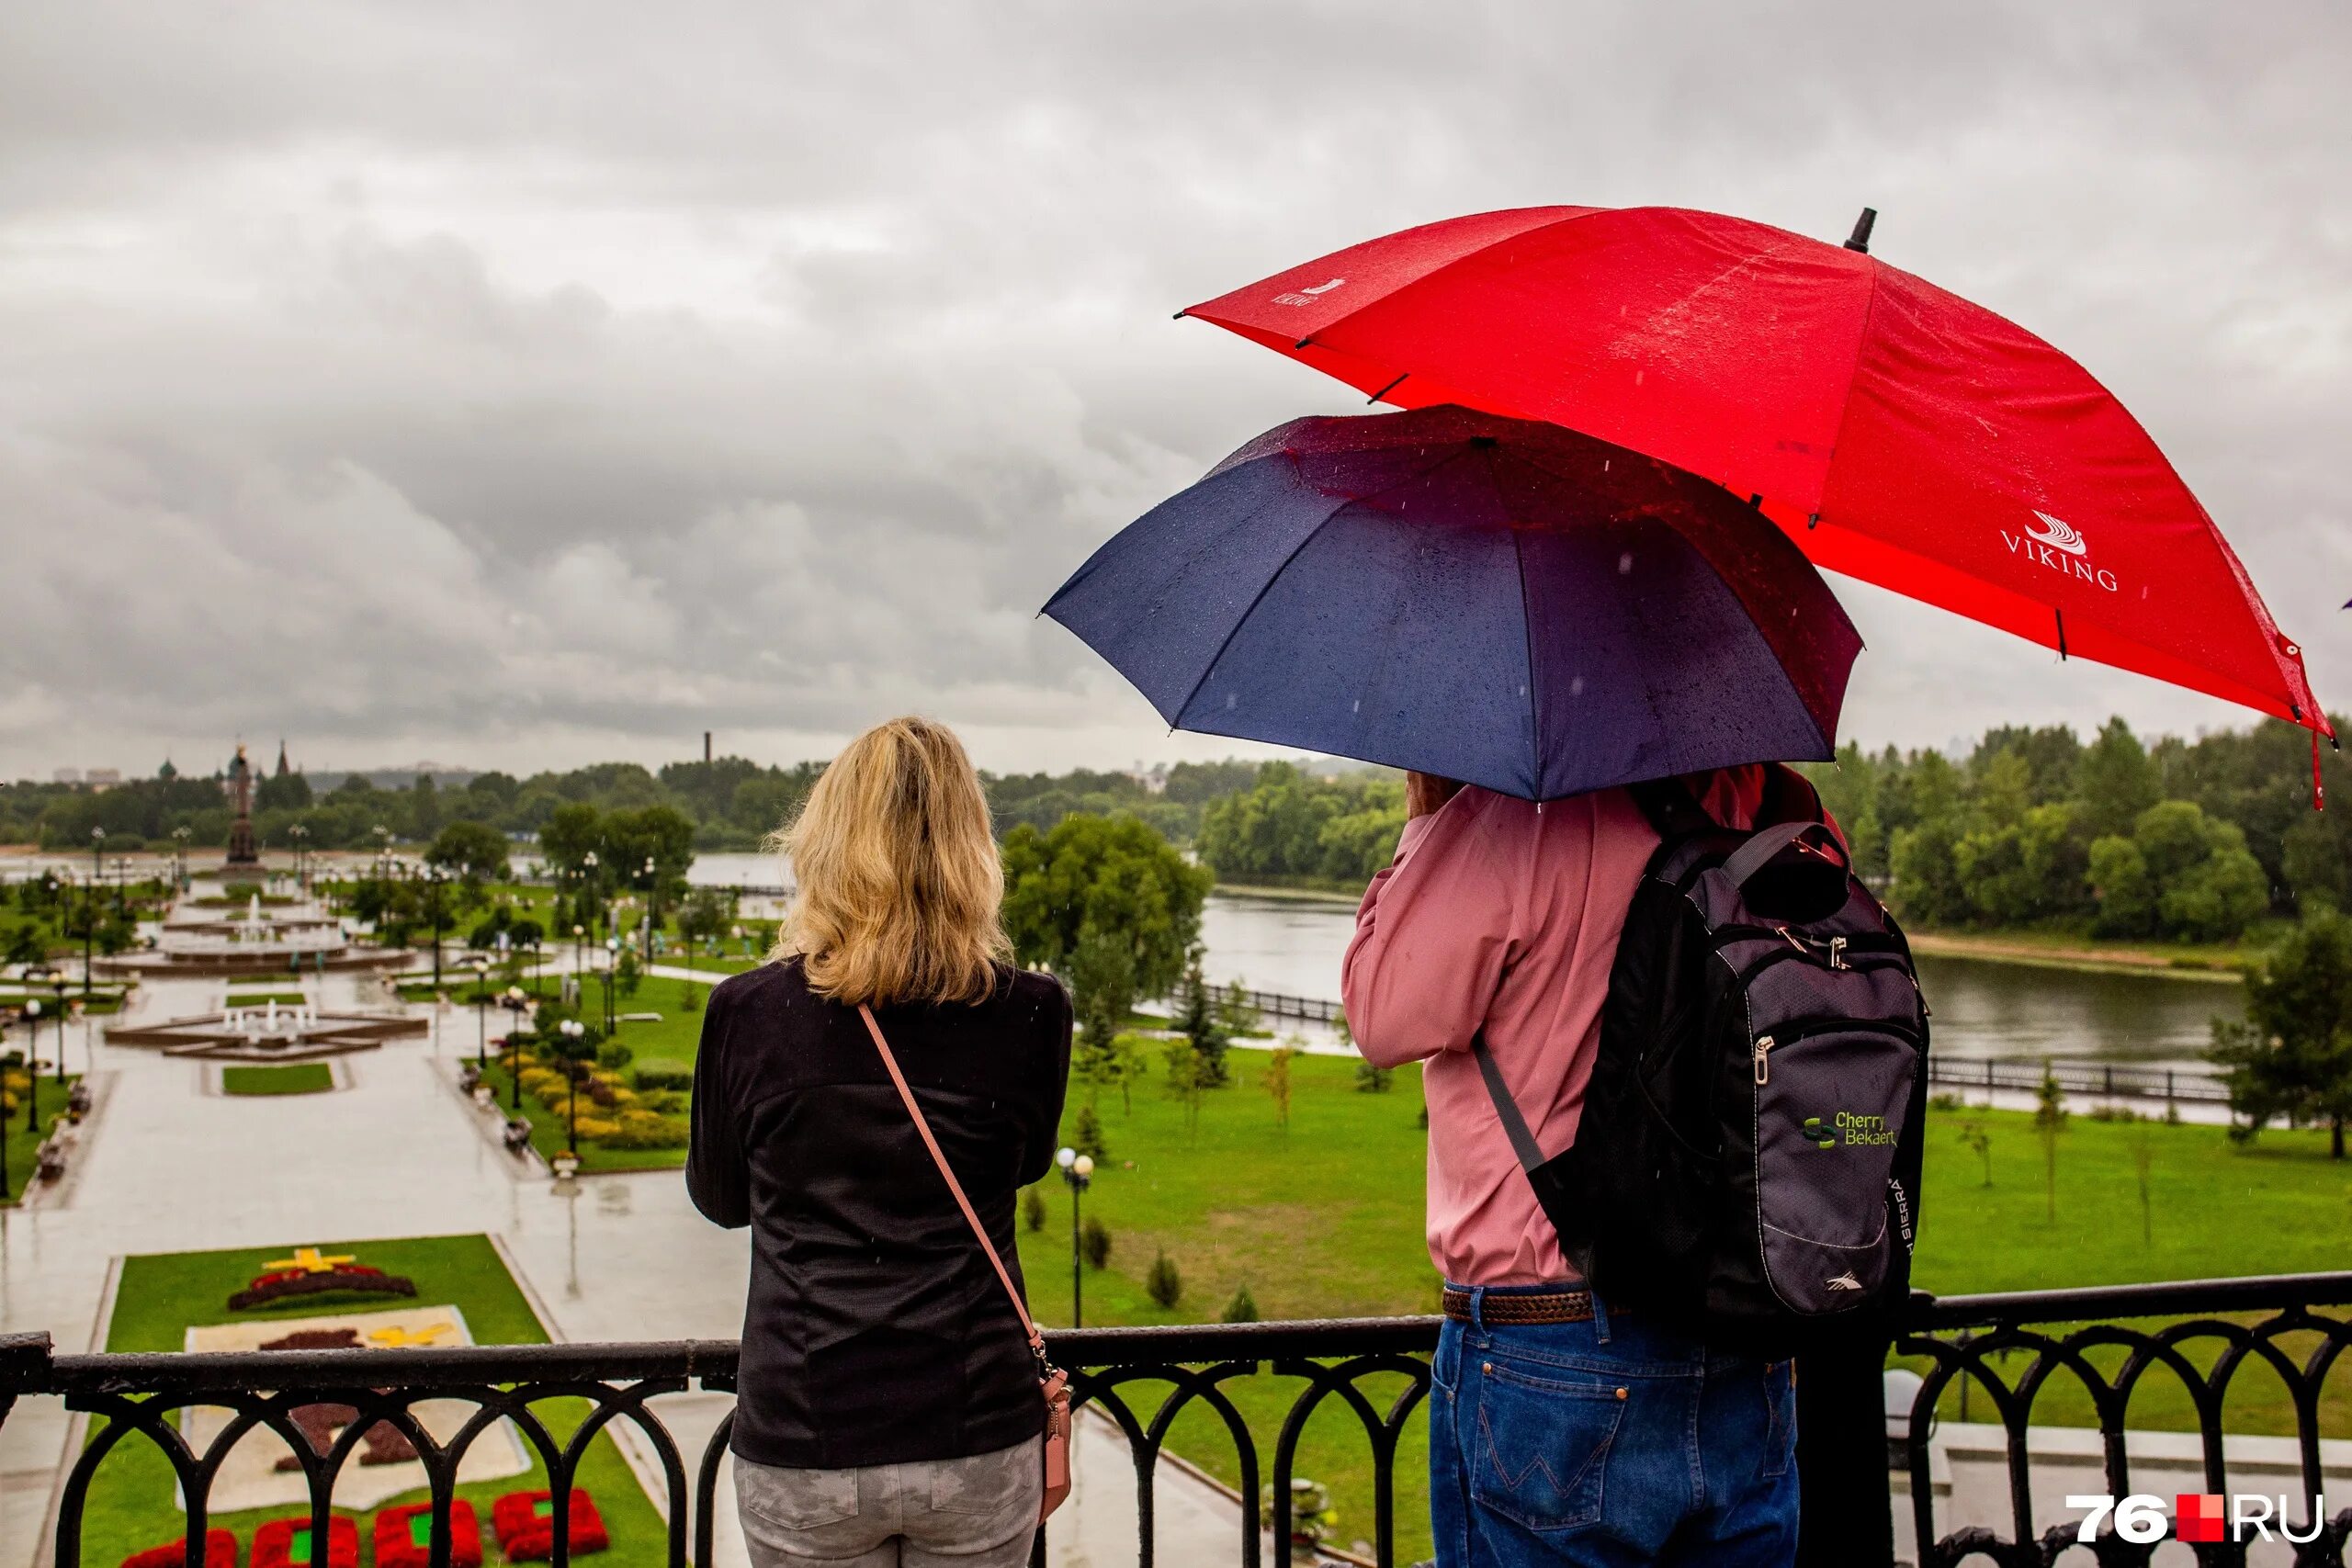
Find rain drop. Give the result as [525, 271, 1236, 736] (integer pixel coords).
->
[1225, 693, 1237, 709]
[1617, 553, 1634, 575]
[1634, 369, 1645, 387]
[1570, 676, 1586, 697]
[1351, 698, 1361, 713]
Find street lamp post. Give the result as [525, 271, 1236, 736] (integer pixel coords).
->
[51, 975, 68, 1087]
[470, 955, 491, 1069]
[641, 856, 659, 967]
[582, 852, 599, 940]
[21, 998, 41, 1142]
[172, 826, 191, 891]
[506, 989, 529, 1111]
[602, 938, 619, 1035]
[85, 827, 104, 999]
[427, 868, 451, 990]
[290, 823, 310, 892]
[559, 1018, 586, 1152]
[1056, 1146, 1094, 1328]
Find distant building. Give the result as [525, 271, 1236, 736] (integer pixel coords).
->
[1122, 761, 1170, 795]
[51, 768, 80, 784]
[158, 759, 179, 781]
[276, 739, 291, 777]
[85, 768, 122, 790]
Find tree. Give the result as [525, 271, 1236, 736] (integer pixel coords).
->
[2211, 908, 2352, 1157]
[2031, 1062, 2068, 1222]
[1163, 1039, 1206, 1140]
[616, 947, 642, 998]
[1022, 1186, 1047, 1233]
[1144, 1249, 1182, 1309]
[1002, 812, 1210, 1004]
[2131, 1125, 2155, 1247]
[1956, 1120, 1992, 1187]
[1174, 953, 1230, 1088]
[1221, 1284, 1261, 1324]
[5, 923, 47, 971]
[2076, 718, 2161, 843]
[427, 819, 511, 885]
[2087, 836, 2155, 938]
[1265, 1043, 1295, 1134]
[1070, 1102, 1109, 1162]
[539, 803, 604, 879]
[1066, 921, 1138, 1058]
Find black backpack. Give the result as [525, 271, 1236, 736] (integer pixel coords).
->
[1473, 765, 1929, 1356]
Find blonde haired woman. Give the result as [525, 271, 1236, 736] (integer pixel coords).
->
[689, 716, 1071, 1566]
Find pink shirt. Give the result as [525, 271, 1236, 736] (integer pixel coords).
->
[1341, 771, 1765, 1287]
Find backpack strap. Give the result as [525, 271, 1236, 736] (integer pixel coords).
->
[1626, 774, 1717, 843]
[1470, 1030, 1547, 1174]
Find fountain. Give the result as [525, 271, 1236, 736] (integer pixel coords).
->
[108, 1002, 426, 1061]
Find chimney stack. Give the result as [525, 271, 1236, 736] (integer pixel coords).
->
[704, 731, 712, 763]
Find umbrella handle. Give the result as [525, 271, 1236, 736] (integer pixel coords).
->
[1722, 820, 1847, 891]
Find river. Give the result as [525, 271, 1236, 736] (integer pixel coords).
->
[1196, 891, 2242, 1068]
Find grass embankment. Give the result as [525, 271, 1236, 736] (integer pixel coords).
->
[224, 991, 311, 1009]
[80, 1235, 669, 1568]
[1015, 1051, 2352, 1560]
[1902, 924, 2262, 977]
[1, 1070, 78, 1205]
[221, 1063, 334, 1096]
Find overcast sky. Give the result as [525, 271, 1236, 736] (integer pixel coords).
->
[3, 2, 2346, 783]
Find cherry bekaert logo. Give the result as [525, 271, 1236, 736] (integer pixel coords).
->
[1272, 277, 1347, 307]
[2002, 509, 2120, 592]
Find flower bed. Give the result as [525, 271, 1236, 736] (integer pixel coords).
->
[492, 1489, 608, 1561]
[373, 1501, 481, 1568]
[251, 1516, 357, 1568]
[121, 1530, 237, 1568]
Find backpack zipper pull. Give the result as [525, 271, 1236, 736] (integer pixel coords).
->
[1753, 1034, 1774, 1085]
[1828, 936, 1848, 970]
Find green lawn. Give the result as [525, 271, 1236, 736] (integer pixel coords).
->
[1, 1071, 78, 1205]
[78, 1235, 669, 1568]
[1007, 1050, 2352, 1562]
[221, 1063, 334, 1096]
[223, 991, 311, 1009]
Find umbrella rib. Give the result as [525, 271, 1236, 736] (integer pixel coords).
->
[1160, 489, 1348, 732]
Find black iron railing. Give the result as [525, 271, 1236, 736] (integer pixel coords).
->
[3, 1274, 2348, 1568]
[1924, 1055, 2230, 1105]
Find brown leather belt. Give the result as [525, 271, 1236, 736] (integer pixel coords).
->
[1442, 1285, 1623, 1325]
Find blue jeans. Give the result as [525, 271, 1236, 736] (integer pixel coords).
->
[1429, 1285, 1799, 1567]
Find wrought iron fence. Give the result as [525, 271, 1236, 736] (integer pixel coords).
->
[3, 1272, 2348, 1568]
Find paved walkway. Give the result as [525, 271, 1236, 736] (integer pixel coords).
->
[0, 960, 1249, 1567]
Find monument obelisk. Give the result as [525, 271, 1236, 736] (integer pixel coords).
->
[223, 743, 261, 868]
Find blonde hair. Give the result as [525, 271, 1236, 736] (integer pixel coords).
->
[768, 716, 1010, 1007]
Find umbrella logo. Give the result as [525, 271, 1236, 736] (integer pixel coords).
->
[1272, 277, 1347, 307]
[2027, 511, 2090, 556]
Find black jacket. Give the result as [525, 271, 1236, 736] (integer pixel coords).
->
[686, 958, 1071, 1468]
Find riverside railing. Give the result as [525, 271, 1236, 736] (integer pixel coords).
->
[4, 1272, 2348, 1568]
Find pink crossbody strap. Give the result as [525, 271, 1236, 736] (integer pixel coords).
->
[855, 1003, 1050, 1365]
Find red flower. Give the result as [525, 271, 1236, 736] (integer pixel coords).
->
[250, 1516, 357, 1568]
[491, 1489, 609, 1560]
[120, 1530, 237, 1568]
[372, 1502, 481, 1568]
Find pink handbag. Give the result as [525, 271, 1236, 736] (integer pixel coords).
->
[856, 1004, 1073, 1521]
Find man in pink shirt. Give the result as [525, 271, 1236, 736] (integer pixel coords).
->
[1344, 769, 1799, 1567]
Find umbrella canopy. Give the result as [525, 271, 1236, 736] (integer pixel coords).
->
[1045, 405, 1861, 801]
[1181, 205, 2326, 741]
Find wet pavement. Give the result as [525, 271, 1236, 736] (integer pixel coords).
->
[0, 952, 1246, 1567]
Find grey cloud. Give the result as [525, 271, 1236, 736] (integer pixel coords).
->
[1, 1, 2347, 778]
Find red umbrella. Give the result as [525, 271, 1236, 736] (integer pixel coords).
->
[1182, 205, 2329, 757]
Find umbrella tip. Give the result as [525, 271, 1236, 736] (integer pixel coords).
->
[1171, 308, 1189, 321]
[1844, 207, 1878, 254]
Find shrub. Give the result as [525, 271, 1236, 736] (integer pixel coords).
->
[492, 1490, 608, 1562]
[635, 1089, 688, 1115]
[1022, 1187, 1047, 1233]
[631, 1059, 694, 1091]
[572, 1116, 619, 1141]
[1221, 1284, 1260, 1324]
[1080, 1216, 1112, 1270]
[601, 1110, 689, 1150]
[596, 1041, 633, 1071]
[374, 1501, 482, 1568]
[1145, 1249, 1182, 1309]
[121, 1532, 236, 1568]
[1353, 1059, 1392, 1094]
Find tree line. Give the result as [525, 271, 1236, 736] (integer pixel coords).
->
[1805, 715, 2348, 942]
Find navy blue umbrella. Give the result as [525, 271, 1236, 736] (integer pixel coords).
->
[1045, 405, 1862, 801]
